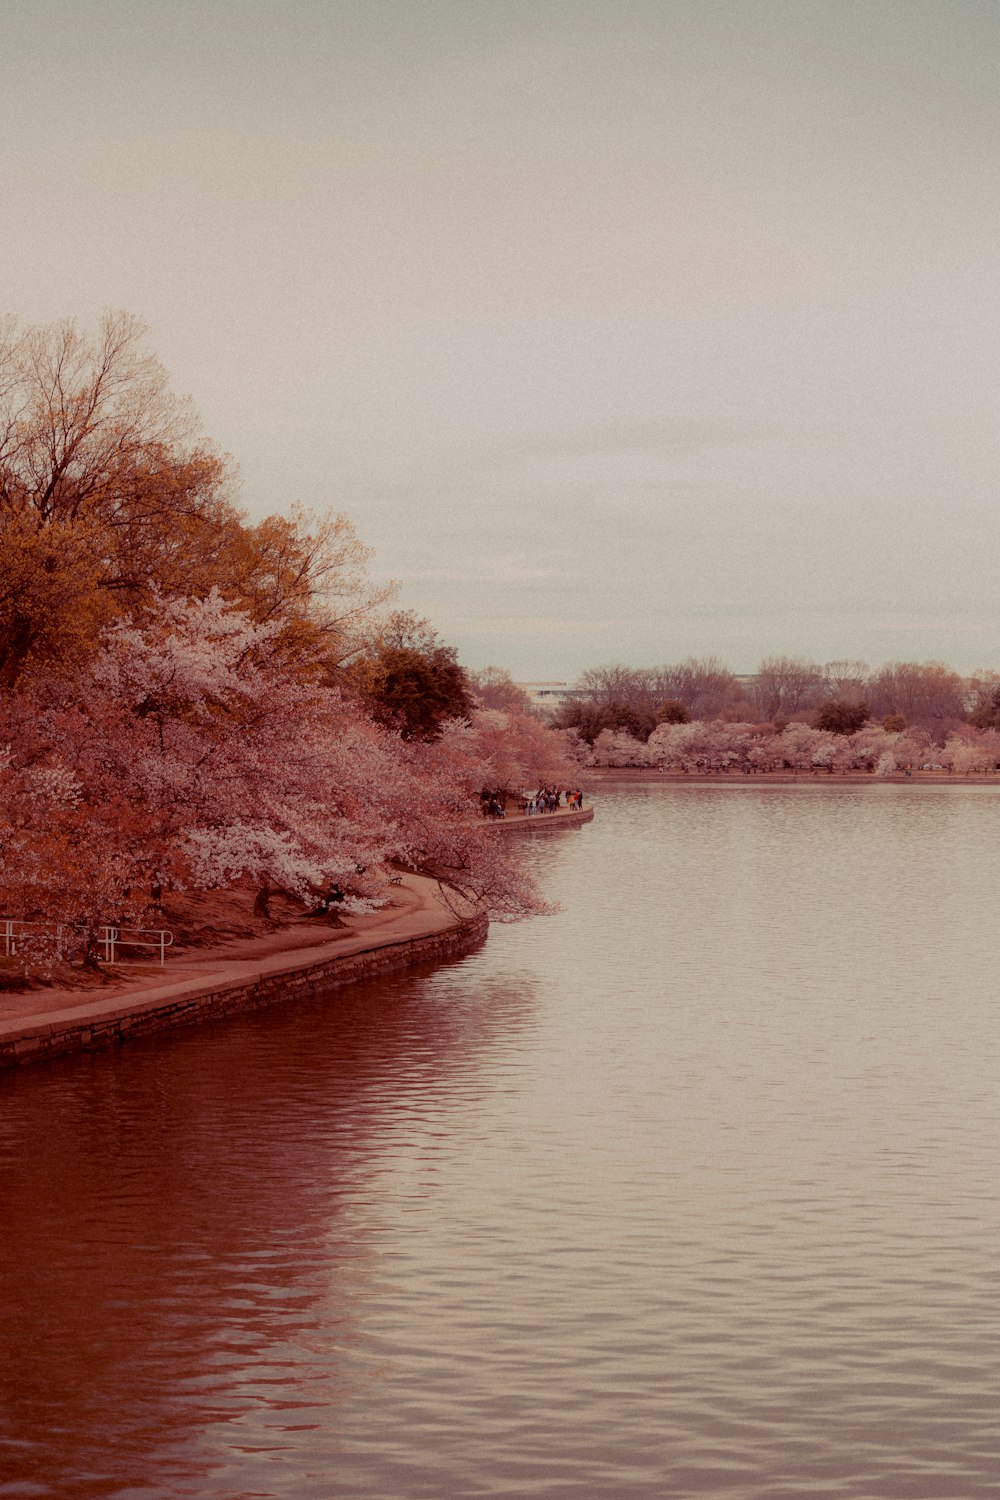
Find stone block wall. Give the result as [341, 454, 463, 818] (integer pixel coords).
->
[0, 913, 489, 1069]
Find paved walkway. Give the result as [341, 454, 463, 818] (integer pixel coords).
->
[0, 807, 595, 1065]
[0, 874, 466, 1040]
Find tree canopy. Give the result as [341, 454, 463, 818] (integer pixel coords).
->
[813, 697, 869, 735]
[0, 312, 390, 688]
[346, 612, 473, 739]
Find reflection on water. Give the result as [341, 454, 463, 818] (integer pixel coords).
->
[0, 967, 539, 1498]
[4, 784, 1000, 1497]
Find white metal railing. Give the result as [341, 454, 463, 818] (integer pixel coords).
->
[98, 926, 174, 965]
[1, 919, 174, 967]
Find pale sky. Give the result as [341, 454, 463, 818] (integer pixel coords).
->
[3, 0, 999, 679]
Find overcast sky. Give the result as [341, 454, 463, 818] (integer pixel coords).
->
[3, 0, 999, 679]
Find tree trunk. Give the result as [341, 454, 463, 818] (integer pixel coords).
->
[81, 921, 101, 969]
[253, 881, 271, 919]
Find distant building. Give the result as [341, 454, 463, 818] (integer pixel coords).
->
[515, 681, 589, 710]
[518, 675, 759, 713]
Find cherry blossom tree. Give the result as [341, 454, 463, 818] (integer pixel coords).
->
[940, 729, 1000, 775]
[591, 729, 652, 767]
[645, 721, 684, 770]
[467, 666, 534, 714]
[439, 706, 577, 791]
[647, 720, 751, 772]
[0, 694, 162, 967]
[0, 594, 549, 972]
[844, 724, 893, 772]
[779, 722, 832, 770]
[559, 727, 592, 766]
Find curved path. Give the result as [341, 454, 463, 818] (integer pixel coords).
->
[0, 805, 597, 1069]
[0, 874, 485, 1070]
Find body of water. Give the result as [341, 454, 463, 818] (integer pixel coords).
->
[3, 784, 1000, 1497]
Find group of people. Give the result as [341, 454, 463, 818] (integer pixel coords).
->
[523, 787, 585, 816]
[479, 786, 586, 819]
[480, 788, 509, 818]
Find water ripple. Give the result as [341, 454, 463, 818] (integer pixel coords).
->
[4, 785, 1000, 1495]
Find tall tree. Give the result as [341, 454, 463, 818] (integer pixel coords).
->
[0, 313, 392, 687]
[440, 707, 575, 794]
[467, 666, 534, 714]
[0, 594, 547, 964]
[555, 665, 659, 743]
[813, 698, 869, 735]
[822, 660, 871, 697]
[0, 311, 237, 687]
[867, 661, 967, 739]
[347, 612, 472, 739]
[751, 656, 824, 722]
[654, 657, 750, 720]
[966, 671, 1000, 729]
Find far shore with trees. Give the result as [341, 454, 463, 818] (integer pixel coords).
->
[551, 657, 1000, 775]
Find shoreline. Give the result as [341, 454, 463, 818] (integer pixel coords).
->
[493, 805, 595, 831]
[0, 874, 486, 1071]
[0, 808, 598, 1070]
[584, 769, 1000, 787]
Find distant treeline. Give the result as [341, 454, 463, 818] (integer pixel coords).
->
[577, 719, 1000, 776]
[552, 657, 1000, 745]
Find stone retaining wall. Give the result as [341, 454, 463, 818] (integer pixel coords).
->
[0, 912, 489, 1070]
[496, 806, 594, 833]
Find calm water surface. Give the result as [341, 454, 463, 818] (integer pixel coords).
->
[4, 784, 1000, 1498]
